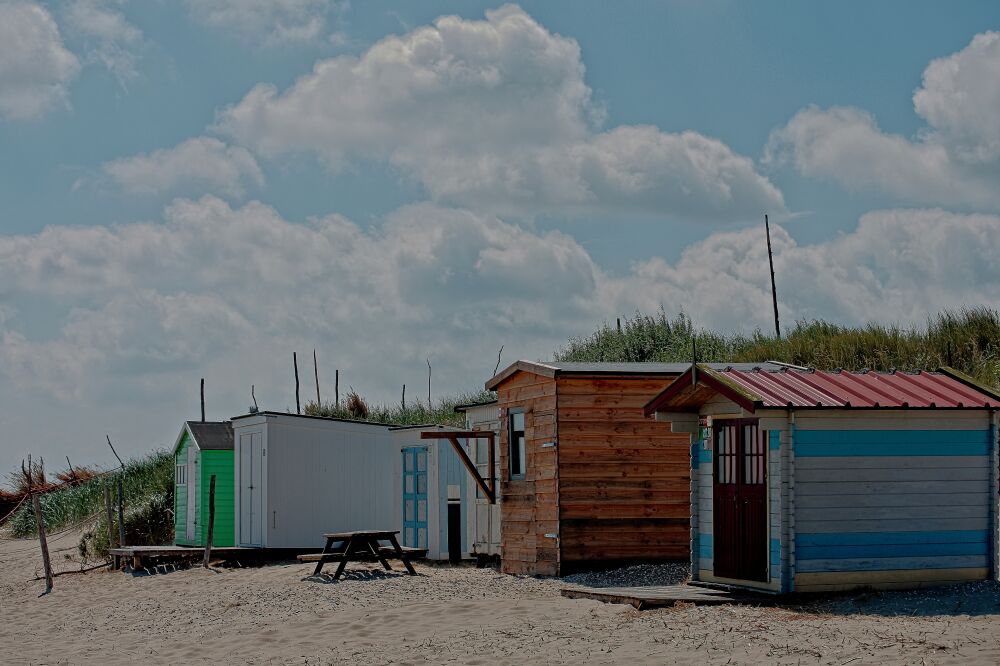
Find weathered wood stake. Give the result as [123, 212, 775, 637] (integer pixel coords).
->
[313, 349, 321, 407]
[765, 214, 781, 339]
[335, 369, 339, 408]
[427, 359, 432, 405]
[32, 493, 53, 593]
[203, 474, 216, 568]
[116, 476, 125, 549]
[293, 352, 301, 414]
[401, 384, 406, 408]
[201, 378, 206, 422]
[103, 481, 115, 546]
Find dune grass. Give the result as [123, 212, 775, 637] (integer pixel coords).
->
[556, 307, 1000, 387]
[4, 451, 175, 560]
[304, 388, 496, 427]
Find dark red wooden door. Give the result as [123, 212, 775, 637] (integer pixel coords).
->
[712, 419, 767, 582]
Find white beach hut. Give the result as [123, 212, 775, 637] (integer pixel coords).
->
[230, 412, 397, 549]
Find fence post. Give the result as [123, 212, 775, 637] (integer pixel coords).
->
[203, 475, 217, 568]
[103, 482, 116, 568]
[32, 493, 53, 593]
[116, 475, 126, 549]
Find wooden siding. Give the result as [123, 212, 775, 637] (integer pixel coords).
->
[197, 450, 235, 547]
[497, 371, 559, 576]
[792, 413, 994, 592]
[555, 376, 689, 569]
[174, 433, 191, 545]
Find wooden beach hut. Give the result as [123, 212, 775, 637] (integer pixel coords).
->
[173, 421, 235, 547]
[230, 412, 396, 549]
[485, 361, 786, 576]
[644, 366, 1000, 593]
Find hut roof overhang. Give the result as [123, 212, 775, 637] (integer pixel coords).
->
[172, 421, 234, 454]
[486, 360, 793, 391]
[643, 365, 1000, 417]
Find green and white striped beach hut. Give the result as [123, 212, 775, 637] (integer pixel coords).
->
[173, 421, 235, 547]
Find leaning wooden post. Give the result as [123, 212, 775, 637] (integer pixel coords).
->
[203, 475, 217, 568]
[103, 481, 115, 566]
[117, 475, 126, 549]
[313, 349, 321, 407]
[32, 492, 53, 593]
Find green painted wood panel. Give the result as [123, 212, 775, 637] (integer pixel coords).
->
[197, 450, 235, 547]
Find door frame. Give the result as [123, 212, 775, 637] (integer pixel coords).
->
[712, 418, 768, 582]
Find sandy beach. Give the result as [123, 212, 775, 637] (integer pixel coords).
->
[2, 533, 999, 665]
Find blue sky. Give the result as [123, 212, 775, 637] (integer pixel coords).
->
[1, 1, 999, 473]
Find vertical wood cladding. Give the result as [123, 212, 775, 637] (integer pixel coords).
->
[497, 372, 691, 576]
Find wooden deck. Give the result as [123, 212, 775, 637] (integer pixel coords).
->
[108, 546, 316, 570]
[561, 584, 776, 609]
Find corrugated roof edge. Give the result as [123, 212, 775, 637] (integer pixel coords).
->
[937, 366, 1000, 402]
[230, 411, 394, 428]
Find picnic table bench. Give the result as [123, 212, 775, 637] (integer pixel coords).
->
[298, 530, 424, 579]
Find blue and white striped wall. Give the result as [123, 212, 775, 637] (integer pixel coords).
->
[688, 402, 999, 594]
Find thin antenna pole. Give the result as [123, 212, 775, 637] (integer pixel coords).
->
[293, 352, 301, 414]
[765, 214, 781, 339]
[313, 349, 321, 406]
[200, 378, 205, 422]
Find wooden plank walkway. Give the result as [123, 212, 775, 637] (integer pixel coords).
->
[561, 584, 776, 610]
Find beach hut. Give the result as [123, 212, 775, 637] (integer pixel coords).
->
[644, 366, 1000, 593]
[455, 400, 501, 559]
[173, 421, 235, 547]
[230, 412, 396, 549]
[391, 425, 475, 561]
[485, 361, 787, 576]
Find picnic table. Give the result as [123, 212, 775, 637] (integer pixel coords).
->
[297, 530, 421, 579]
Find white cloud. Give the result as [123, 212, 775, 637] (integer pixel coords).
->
[2, 199, 999, 472]
[218, 4, 783, 220]
[185, 0, 347, 46]
[63, 0, 144, 83]
[0, 1, 80, 120]
[766, 31, 1000, 209]
[102, 137, 265, 197]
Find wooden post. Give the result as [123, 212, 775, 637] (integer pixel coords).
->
[103, 481, 115, 544]
[494, 345, 504, 377]
[401, 384, 406, 408]
[617, 317, 622, 333]
[32, 493, 53, 593]
[426, 359, 432, 405]
[117, 475, 126, 549]
[313, 349, 321, 407]
[293, 352, 301, 414]
[335, 369, 339, 408]
[765, 214, 781, 339]
[201, 378, 206, 422]
[203, 475, 216, 568]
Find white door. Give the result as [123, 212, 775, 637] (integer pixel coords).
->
[473, 436, 501, 555]
[185, 446, 198, 540]
[239, 432, 265, 546]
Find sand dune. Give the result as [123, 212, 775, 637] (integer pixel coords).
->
[2, 534, 998, 664]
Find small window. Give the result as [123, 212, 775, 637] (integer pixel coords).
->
[509, 411, 526, 479]
[175, 464, 187, 486]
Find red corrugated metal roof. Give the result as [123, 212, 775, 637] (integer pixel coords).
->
[720, 368, 1000, 408]
[644, 366, 1000, 415]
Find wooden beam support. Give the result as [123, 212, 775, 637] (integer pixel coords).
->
[422, 431, 496, 504]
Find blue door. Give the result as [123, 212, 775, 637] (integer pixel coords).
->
[402, 447, 428, 549]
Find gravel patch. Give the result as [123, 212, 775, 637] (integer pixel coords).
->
[562, 562, 691, 588]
